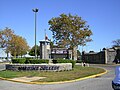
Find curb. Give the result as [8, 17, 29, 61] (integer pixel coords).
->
[0, 69, 107, 85]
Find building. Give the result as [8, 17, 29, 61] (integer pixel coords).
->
[82, 47, 120, 64]
[39, 40, 73, 60]
[39, 40, 51, 59]
[51, 48, 72, 60]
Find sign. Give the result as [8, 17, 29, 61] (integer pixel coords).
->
[51, 49, 68, 54]
[6, 64, 72, 71]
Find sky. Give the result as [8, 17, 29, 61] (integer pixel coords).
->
[0, 0, 120, 52]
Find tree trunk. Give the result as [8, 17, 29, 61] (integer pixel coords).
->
[72, 46, 77, 60]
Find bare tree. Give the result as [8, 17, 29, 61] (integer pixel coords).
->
[112, 39, 120, 47]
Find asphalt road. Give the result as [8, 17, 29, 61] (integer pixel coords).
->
[0, 64, 116, 90]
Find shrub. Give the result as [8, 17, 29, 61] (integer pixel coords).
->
[25, 57, 33, 60]
[12, 58, 49, 64]
[12, 58, 26, 64]
[52, 59, 76, 68]
[52, 59, 57, 64]
[76, 60, 82, 63]
[25, 59, 49, 64]
[24, 59, 31, 64]
[39, 59, 49, 64]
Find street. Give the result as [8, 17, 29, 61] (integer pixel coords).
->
[0, 64, 116, 90]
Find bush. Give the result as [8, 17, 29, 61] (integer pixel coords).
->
[25, 57, 33, 60]
[39, 59, 49, 64]
[12, 58, 49, 64]
[25, 59, 49, 64]
[52, 59, 76, 68]
[76, 60, 82, 63]
[12, 58, 26, 64]
[52, 59, 57, 64]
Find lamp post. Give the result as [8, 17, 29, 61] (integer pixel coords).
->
[32, 8, 39, 59]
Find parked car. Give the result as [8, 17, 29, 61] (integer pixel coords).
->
[112, 66, 120, 90]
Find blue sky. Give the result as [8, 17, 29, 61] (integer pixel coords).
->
[0, 0, 120, 52]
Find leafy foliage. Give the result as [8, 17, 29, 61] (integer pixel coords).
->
[48, 13, 92, 48]
[0, 27, 29, 57]
[77, 50, 81, 60]
[12, 58, 26, 64]
[0, 27, 14, 48]
[12, 58, 49, 64]
[9, 35, 29, 57]
[52, 59, 76, 68]
[77, 50, 81, 56]
[25, 59, 49, 64]
[29, 45, 40, 57]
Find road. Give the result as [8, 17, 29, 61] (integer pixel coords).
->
[0, 64, 116, 90]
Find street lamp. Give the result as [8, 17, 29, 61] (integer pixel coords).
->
[32, 8, 39, 59]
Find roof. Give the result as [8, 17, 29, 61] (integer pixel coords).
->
[39, 40, 50, 43]
[114, 46, 120, 50]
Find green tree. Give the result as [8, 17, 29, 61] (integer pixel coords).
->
[29, 45, 40, 58]
[8, 35, 29, 57]
[77, 50, 81, 56]
[48, 13, 92, 59]
[0, 27, 14, 59]
[0, 27, 29, 58]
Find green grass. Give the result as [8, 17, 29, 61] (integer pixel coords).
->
[0, 66, 105, 82]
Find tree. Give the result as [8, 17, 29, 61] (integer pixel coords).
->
[0, 27, 14, 48]
[77, 50, 81, 60]
[29, 45, 40, 58]
[48, 13, 92, 60]
[0, 27, 14, 59]
[9, 35, 29, 57]
[0, 27, 29, 58]
[112, 39, 120, 47]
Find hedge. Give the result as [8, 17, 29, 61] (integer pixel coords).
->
[25, 59, 49, 64]
[12, 58, 26, 64]
[52, 59, 76, 68]
[12, 58, 49, 64]
[76, 60, 82, 63]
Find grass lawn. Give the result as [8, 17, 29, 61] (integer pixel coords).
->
[0, 65, 105, 82]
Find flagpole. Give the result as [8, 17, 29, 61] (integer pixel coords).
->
[44, 29, 46, 59]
